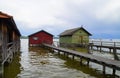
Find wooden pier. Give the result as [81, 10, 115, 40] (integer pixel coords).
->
[89, 40, 120, 50]
[43, 44, 120, 76]
[89, 41, 120, 60]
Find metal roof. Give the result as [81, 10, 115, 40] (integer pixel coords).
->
[0, 11, 12, 18]
[0, 11, 21, 36]
[28, 30, 53, 37]
[59, 26, 92, 36]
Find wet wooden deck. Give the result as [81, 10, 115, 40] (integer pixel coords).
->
[43, 44, 120, 76]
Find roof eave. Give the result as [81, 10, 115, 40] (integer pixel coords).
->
[28, 30, 53, 37]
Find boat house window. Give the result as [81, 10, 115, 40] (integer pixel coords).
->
[33, 37, 38, 40]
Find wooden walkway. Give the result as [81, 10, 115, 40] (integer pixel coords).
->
[89, 41, 120, 60]
[89, 41, 120, 52]
[43, 44, 120, 76]
[89, 44, 120, 55]
[89, 44, 120, 52]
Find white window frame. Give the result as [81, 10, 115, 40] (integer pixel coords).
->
[33, 37, 38, 40]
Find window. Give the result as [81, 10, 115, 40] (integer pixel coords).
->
[33, 37, 38, 40]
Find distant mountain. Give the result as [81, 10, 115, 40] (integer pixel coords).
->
[91, 33, 120, 39]
[21, 36, 28, 39]
[53, 36, 59, 39]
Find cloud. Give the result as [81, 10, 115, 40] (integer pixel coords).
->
[1, 0, 68, 28]
[1, 0, 120, 26]
[95, 0, 120, 23]
[0, 0, 120, 38]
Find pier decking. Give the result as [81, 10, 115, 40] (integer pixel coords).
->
[43, 44, 120, 76]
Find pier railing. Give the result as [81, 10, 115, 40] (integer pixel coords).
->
[89, 41, 120, 47]
[89, 41, 120, 60]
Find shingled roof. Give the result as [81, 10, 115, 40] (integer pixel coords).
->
[0, 11, 12, 18]
[28, 30, 53, 37]
[0, 11, 21, 36]
[59, 27, 92, 36]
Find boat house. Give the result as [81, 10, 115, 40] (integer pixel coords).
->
[59, 26, 92, 47]
[0, 12, 21, 65]
[28, 30, 53, 46]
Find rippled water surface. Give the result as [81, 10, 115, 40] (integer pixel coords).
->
[4, 39, 120, 78]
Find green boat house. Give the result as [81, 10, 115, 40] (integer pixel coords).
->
[59, 26, 92, 47]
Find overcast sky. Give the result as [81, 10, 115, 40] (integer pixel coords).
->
[0, 0, 120, 39]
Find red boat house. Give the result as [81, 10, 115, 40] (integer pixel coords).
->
[28, 30, 53, 46]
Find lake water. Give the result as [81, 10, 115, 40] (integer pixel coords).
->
[3, 39, 120, 78]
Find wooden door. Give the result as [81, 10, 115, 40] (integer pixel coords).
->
[80, 36, 83, 44]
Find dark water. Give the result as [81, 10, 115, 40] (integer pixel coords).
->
[3, 39, 120, 78]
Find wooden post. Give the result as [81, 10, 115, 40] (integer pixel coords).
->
[109, 48, 112, 53]
[64, 52, 66, 56]
[58, 50, 60, 55]
[91, 43, 93, 52]
[100, 42, 102, 52]
[0, 64, 4, 78]
[52, 48, 55, 53]
[114, 42, 116, 47]
[97, 46, 98, 51]
[100, 47, 102, 52]
[113, 48, 119, 60]
[66, 53, 69, 58]
[72, 55, 74, 60]
[87, 59, 90, 66]
[113, 68, 116, 77]
[103, 65, 106, 75]
[87, 45, 90, 54]
[80, 57, 82, 64]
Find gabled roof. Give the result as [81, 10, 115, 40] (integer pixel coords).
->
[0, 11, 21, 36]
[0, 11, 12, 18]
[28, 30, 53, 37]
[59, 26, 92, 36]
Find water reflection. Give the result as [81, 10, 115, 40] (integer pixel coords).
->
[57, 54, 117, 78]
[4, 53, 21, 78]
[18, 46, 95, 78]
[3, 39, 120, 78]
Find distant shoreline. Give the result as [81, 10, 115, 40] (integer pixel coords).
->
[20, 36, 120, 42]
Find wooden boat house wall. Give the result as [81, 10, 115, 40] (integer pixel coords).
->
[28, 30, 53, 46]
[0, 12, 21, 65]
[59, 26, 92, 47]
